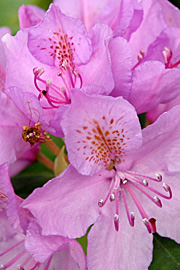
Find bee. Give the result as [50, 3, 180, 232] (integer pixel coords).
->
[22, 100, 50, 147]
[22, 122, 50, 147]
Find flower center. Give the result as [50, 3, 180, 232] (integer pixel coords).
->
[98, 169, 172, 233]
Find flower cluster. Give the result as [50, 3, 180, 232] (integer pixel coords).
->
[0, 0, 180, 269]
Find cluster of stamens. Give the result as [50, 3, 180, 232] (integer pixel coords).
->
[132, 50, 145, 70]
[0, 239, 53, 269]
[98, 169, 172, 233]
[163, 47, 180, 69]
[33, 61, 82, 109]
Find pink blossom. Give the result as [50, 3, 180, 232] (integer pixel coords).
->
[22, 92, 180, 269]
[3, 4, 114, 115]
[0, 163, 86, 269]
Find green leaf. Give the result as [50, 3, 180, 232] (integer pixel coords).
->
[149, 233, 180, 270]
[11, 161, 54, 198]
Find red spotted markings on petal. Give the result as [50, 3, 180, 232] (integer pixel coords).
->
[76, 115, 130, 168]
[37, 27, 75, 71]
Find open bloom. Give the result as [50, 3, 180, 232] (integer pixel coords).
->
[23, 91, 180, 269]
[3, 3, 114, 116]
[0, 163, 86, 269]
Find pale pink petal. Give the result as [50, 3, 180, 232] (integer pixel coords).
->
[146, 95, 180, 123]
[130, 0, 166, 65]
[78, 23, 114, 95]
[158, 0, 180, 27]
[53, 0, 82, 19]
[18, 5, 45, 29]
[28, 4, 92, 67]
[25, 222, 86, 270]
[23, 165, 114, 238]
[134, 105, 180, 172]
[109, 36, 132, 99]
[62, 91, 142, 175]
[129, 61, 180, 114]
[87, 205, 153, 270]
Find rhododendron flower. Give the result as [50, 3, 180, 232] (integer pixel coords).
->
[0, 163, 86, 269]
[3, 4, 114, 114]
[23, 92, 180, 269]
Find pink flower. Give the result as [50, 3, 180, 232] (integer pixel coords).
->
[22, 92, 180, 269]
[0, 163, 86, 269]
[3, 4, 114, 114]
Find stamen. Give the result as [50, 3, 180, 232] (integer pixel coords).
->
[5, 250, 26, 268]
[129, 181, 162, 207]
[143, 179, 148, 186]
[30, 262, 41, 270]
[124, 183, 153, 233]
[114, 187, 120, 231]
[98, 177, 116, 207]
[163, 47, 180, 69]
[114, 214, 119, 231]
[127, 171, 162, 182]
[132, 50, 145, 70]
[44, 257, 53, 270]
[121, 188, 135, 226]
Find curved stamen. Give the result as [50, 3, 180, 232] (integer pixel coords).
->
[114, 187, 120, 231]
[121, 188, 135, 226]
[127, 171, 162, 182]
[44, 257, 53, 270]
[30, 262, 41, 270]
[5, 249, 26, 268]
[129, 181, 162, 207]
[0, 240, 24, 257]
[98, 177, 115, 207]
[163, 47, 180, 69]
[132, 50, 145, 70]
[124, 182, 153, 233]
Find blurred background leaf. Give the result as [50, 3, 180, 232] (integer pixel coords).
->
[0, 0, 52, 34]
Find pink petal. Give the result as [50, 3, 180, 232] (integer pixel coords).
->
[109, 37, 132, 99]
[18, 5, 45, 29]
[23, 165, 113, 238]
[87, 205, 153, 270]
[78, 23, 114, 95]
[62, 91, 142, 175]
[25, 221, 86, 270]
[129, 61, 180, 113]
[28, 4, 92, 67]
